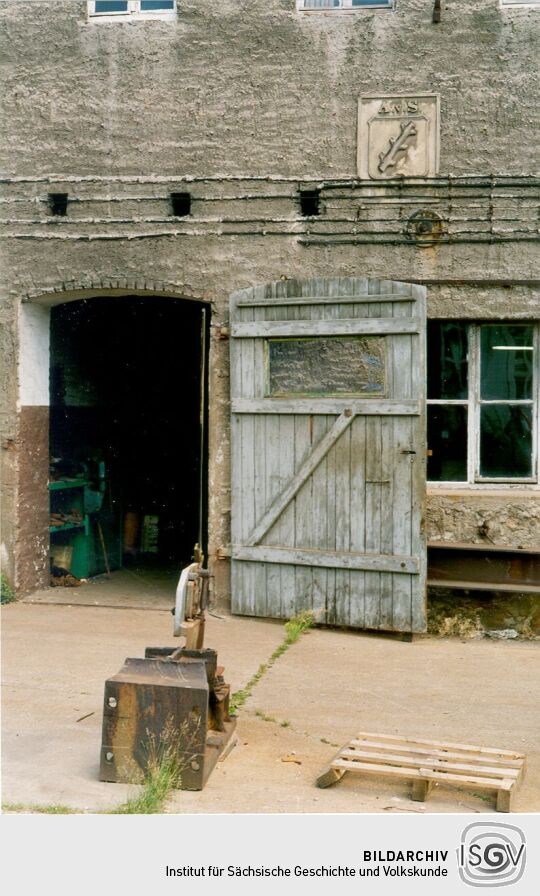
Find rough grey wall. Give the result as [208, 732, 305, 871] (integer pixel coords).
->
[1, 0, 539, 176]
[0, 0, 539, 595]
[427, 492, 540, 551]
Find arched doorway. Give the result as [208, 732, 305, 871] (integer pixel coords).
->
[19, 291, 209, 595]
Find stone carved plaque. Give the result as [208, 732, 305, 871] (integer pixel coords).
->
[358, 94, 440, 179]
[267, 336, 386, 396]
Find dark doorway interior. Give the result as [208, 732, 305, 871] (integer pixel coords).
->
[49, 296, 208, 578]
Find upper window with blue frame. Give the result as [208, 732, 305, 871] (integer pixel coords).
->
[88, 1, 176, 19]
[297, 0, 393, 10]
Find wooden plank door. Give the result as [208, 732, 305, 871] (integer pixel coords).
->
[230, 277, 427, 633]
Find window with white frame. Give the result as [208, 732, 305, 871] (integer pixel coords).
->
[88, 1, 176, 19]
[427, 322, 538, 484]
[298, 1, 393, 11]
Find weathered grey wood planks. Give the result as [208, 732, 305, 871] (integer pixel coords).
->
[231, 398, 421, 415]
[231, 318, 421, 338]
[230, 277, 426, 632]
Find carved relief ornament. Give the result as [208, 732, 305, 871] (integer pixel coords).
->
[358, 94, 440, 180]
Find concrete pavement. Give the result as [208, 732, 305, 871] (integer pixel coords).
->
[2, 599, 539, 813]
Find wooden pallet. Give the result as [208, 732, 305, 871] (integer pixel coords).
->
[316, 731, 526, 812]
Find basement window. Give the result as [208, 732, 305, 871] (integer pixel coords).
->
[48, 193, 68, 216]
[170, 192, 191, 217]
[297, 1, 393, 10]
[427, 321, 538, 484]
[299, 189, 321, 217]
[88, 1, 176, 20]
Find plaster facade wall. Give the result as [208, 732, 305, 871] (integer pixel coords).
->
[0, 0, 538, 596]
[1, 0, 539, 176]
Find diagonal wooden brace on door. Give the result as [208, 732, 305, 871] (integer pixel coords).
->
[244, 410, 355, 547]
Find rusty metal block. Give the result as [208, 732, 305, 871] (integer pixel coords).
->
[145, 646, 218, 684]
[100, 652, 237, 790]
[99, 656, 209, 789]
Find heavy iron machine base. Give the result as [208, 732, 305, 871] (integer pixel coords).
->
[99, 560, 236, 790]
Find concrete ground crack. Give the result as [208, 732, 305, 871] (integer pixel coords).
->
[229, 611, 314, 714]
[244, 707, 340, 749]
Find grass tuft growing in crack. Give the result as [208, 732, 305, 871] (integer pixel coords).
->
[107, 759, 181, 815]
[283, 610, 316, 644]
[105, 716, 199, 815]
[255, 709, 276, 723]
[230, 610, 314, 715]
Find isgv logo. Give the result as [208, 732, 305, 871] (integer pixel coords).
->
[458, 822, 526, 887]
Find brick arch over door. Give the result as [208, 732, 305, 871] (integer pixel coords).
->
[22, 279, 208, 306]
[16, 284, 210, 595]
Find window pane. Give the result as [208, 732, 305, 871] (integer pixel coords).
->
[427, 321, 468, 400]
[480, 325, 534, 400]
[94, 1, 129, 12]
[268, 337, 386, 396]
[427, 405, 468, 481]
[301, 0, 392, 5]
[140, 1, 175, 9]
[480, 405, 533, 478]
